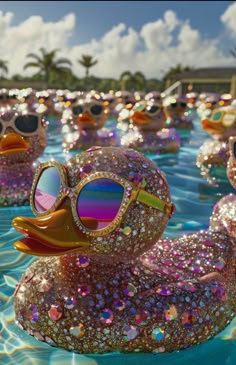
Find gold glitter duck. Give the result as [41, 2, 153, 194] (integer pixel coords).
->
[12, 146, 235, 354]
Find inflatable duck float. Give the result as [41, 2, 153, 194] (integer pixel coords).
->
[62, 96, 119, 151]
[121, 100, 181, 154]
[196, 104, 236, 184]
[210, 136, 236, 237]
[196, 93, 220, 119]
[12, 145, 236, 353]
[163, 96, 194, 130]
[0, 107, 47, 206]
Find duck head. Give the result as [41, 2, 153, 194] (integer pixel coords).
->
[12, 146, 174, 264]
[72, 98, 108, 131]
[201, 109, 236, 137]
[130, 101, 166, 131]
[0, 108, 47, 166]
[163, 96, 187, 120]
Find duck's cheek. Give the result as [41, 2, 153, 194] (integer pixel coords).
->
[88, 205, 170, 263]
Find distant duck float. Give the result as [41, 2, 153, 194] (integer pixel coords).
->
[163, 96, 194, 130]
[121, 100, 181, 154]
[0, 108, 47, 206]
[12, 145, 235, 354]
[62, 97, 119, 151]
[197, 105, 236, 184]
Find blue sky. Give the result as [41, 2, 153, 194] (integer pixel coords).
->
[0, 1, 236, 78]
[1, 1, 235, 44]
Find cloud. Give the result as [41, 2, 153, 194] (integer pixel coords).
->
[0, 6, 235, 81]
[221, 2, 236, 36]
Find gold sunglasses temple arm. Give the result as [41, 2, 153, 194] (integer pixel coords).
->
[137, 190, 175, 217]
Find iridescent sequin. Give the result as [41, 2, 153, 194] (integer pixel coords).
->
[99, 309, 114, 324]
[48, 305, 63, 321]
[69, 323, 85, 338]
[123, 325, 139, 340]
[76, 256, 90, 268]
[64, 296, 77, 309]
[123, 283, 137, 297]
[78, 284, 91, 296]
[151, 328, 165, 341]
[135, 310, 151, 325]
[113, 299, 125, 311]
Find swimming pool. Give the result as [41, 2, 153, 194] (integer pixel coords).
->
[1, 112, 235, 365]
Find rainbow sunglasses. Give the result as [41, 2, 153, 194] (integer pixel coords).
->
[30, 161, 175, 237]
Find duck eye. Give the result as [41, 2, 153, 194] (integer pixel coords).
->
[146, 105, 159, 114]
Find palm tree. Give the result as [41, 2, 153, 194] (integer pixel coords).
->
[78, 55, 98, 77]
[24, 48, 72, 87]
[120, 71, 146, 91]
[230, 47, 236, 58]
[0, 60, 8, 79]
[163, 64, 193, 81]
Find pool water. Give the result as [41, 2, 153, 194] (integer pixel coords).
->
[0, 113, 236, 365]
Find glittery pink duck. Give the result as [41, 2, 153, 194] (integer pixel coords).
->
[62, 97, 119, 151]
[210, 136, 236, 237]
[121, 100, 181, 154]
[12, 146, 235, 354]
[0, 108, 47, 206]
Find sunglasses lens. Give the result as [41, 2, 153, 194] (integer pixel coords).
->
[77, 179, 124, 230]
[212, 111, 222, 122]
[234, 142, 236, 159]
[34, 167, 61, 213]
[72, 105, 83, 115]
[170, 102, 177, 108]
[146, 105, 159, 114]
[90, 104, 103, 115]
[0, 123, 2, 134]
[15, 115, 39, 133]
[180, 102, 187, 108]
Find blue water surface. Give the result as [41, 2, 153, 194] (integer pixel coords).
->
[0, 113, 236, 365]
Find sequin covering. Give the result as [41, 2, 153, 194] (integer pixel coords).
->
[13, 146, 236, 354]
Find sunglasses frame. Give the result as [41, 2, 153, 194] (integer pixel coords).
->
[0, 112, 42, 137]
[30, 161, 175, 237]
[72, 102, 104, 117]
[133, 102, 162, 117]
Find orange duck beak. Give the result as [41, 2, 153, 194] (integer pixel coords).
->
[0, 133, 30, 155]
[201, 118, 225, 135]
[77, 113, 96, 125]
[131, 111, 150, 125]
[12, 205, 93, 256]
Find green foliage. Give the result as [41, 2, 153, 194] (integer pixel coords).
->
[23, 48, 72, 87]
[78, 55, 98, 78]
[120, 71, 146, 91]
[163, 64, 193, 82]
[0, 59, 8, 79]
[230, 47, 236, 58]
